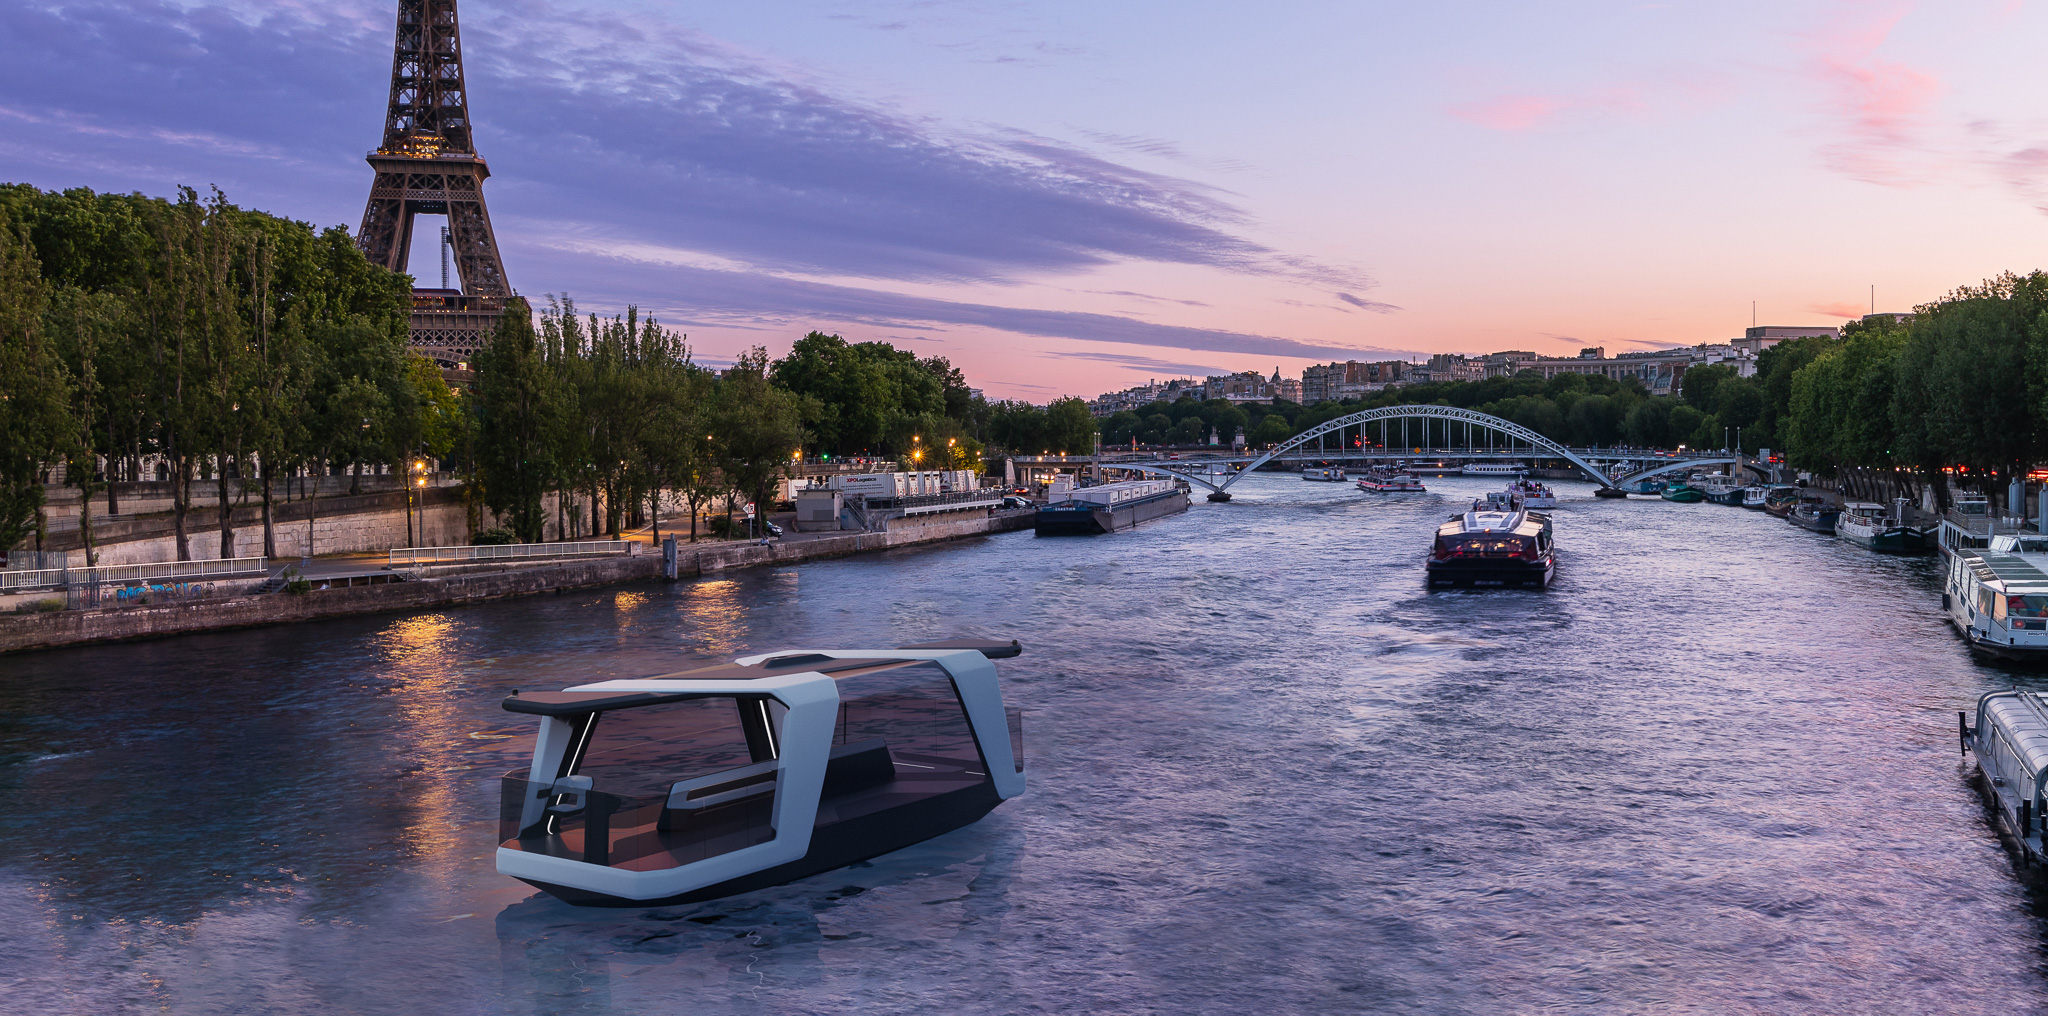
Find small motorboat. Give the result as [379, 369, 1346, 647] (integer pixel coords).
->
[1836, 501, 1933, 555]
[495, 639, 1027, 907]
[1787, 498, 1840, 533]
[1301, 466, 1346, 482]
[1695, 473, 1746, 505]
[1762, 486, 1801, 517]
[1428, 500, 1555, 588]
[1660, 482, 1705, 503]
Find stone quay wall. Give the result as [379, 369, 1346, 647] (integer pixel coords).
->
[0, 508, 1034, 654]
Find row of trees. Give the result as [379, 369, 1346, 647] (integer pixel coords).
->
[0, 183, 447, 561]
[1785, 273, 2048, 509]
[467, 298, 804, 544]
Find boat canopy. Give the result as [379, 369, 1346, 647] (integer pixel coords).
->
[1976, 690, 2048, 814]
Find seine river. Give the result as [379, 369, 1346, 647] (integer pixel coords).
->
[3, 473, 2044, 1014]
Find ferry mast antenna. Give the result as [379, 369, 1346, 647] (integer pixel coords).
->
[355, 0, 512, 364]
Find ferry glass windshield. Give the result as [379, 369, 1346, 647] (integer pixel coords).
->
[834, 662, 980, 765]
[574, 698, 759, 798]
[2007, 596, 2048, 619]
[1438, 536, 1532, 558]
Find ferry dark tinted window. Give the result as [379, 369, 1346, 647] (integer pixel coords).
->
[834, 662, 979, 763]
[575, 699, 758, 798]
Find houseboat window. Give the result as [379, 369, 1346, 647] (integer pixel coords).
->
[1981, 589, 1998, 617]
[573, 698, 758, 798]
[834, 662, 980, 765]
[2008, 596, 2048, 619]
[1996, 595, 2008, 622]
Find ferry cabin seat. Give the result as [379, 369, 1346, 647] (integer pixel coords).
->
[653, 737, 899, 834]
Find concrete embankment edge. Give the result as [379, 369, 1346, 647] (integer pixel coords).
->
[0, 511, 1032, 655]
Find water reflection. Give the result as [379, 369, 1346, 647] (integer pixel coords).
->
[3, 474, 2048, 1011]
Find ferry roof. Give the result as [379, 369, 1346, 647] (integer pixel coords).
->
[500, 639, 1021, 716]
[1961, 551, 2048, 592]
[1437, 510, 1543, 538]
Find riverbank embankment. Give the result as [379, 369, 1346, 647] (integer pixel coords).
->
[0, 509, 1033, 654]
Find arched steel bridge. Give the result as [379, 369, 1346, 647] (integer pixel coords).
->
[1088, 405, 1758, 497]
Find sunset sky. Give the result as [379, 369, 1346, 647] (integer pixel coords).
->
[7, 1, 2048, 399]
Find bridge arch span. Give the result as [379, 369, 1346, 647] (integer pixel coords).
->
[1231, 405, 1614, 490]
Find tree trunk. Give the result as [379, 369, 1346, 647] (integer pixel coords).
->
[649, 485, 661, 545]
[172, 451, 191, 562]
[261, 470, 276, 559]
[79, 475, 96, 568]
[217, 452, 235, 558]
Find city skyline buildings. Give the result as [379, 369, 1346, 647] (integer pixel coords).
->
[3, 2, 2043, 398]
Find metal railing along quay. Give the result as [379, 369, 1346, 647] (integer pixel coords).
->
[387, 541, 633, 568]
[0, 555, 268, 593]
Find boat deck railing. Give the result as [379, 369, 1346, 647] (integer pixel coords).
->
[1945, 508, 2030, 536]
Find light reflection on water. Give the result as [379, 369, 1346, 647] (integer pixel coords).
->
[1, 473, 2046, 1013]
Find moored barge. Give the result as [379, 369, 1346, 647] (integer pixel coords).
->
[1944, 538, 2048, 661]
[1963, 688, 2048, 863]
[1035, 479, 1190, 535]
[1426, 502, 1555, 588]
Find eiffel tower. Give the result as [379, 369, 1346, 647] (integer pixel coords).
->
[356, 0, 512, 365]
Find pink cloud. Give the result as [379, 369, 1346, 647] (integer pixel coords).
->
[1803, 5, 1944, 186]
[1448, 95, 1566, 132]
[1807, 301, 1866, 319]
[1446, 69, 1727, 134]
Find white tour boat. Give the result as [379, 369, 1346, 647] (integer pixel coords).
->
[1461, 462, 1528, 477]
[1944, 539, 2048, 662]
[1356, 465, 1426, 493]
[1506, 479, 1557, 508]
[1301, 466, 1346, 482]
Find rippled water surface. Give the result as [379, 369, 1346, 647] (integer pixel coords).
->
[4, 474, 2045, 1014]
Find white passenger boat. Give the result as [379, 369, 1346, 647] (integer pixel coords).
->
[1461, 463, 1528, 477]
[1963, 689, 2048, 863]
[1427, 500, 1555, 588]
[1740, 485, 1769, 510]
[1944, 540, 2048, 662]
[496, 639, 1027, 907]
[1507, 480, 1557, 508]
[1355, 465, 1426, 493]
[1301, 466, 1346, 482]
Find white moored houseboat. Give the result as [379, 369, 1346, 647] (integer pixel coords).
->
[1944, 536, 2048, 661]
[495, 640, 1027, 907]
[1461, 462, 1528, 478]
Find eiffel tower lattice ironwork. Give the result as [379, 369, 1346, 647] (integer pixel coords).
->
[356, 0, 512, 365]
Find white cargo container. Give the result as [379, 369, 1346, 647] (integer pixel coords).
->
[830, 473, 899, 498]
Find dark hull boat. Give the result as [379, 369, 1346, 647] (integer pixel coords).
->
[496, 640, 1027, 907]
[1035, 480, 1190, 535]
[1788, 501, 1840, 533]
[1426, 502, 1556, 588]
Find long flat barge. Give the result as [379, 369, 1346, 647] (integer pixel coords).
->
[1035, 480, 1190, 535]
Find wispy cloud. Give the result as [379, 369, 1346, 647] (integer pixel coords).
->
[557, 259, 1398, 362]
[1336, 292, 1400, 313]
[1807, 300, 1867, 318]
[1037, 351, 1231, 377]
[1801, 4, 1943, 186]
[1445, 69, 1727, 134]
[0, 0, 1371, 292]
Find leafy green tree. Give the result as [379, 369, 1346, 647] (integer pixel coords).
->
[0, 214, 73, 553]
[712, 348, 803, 538]
[471, 301, 554, 542]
